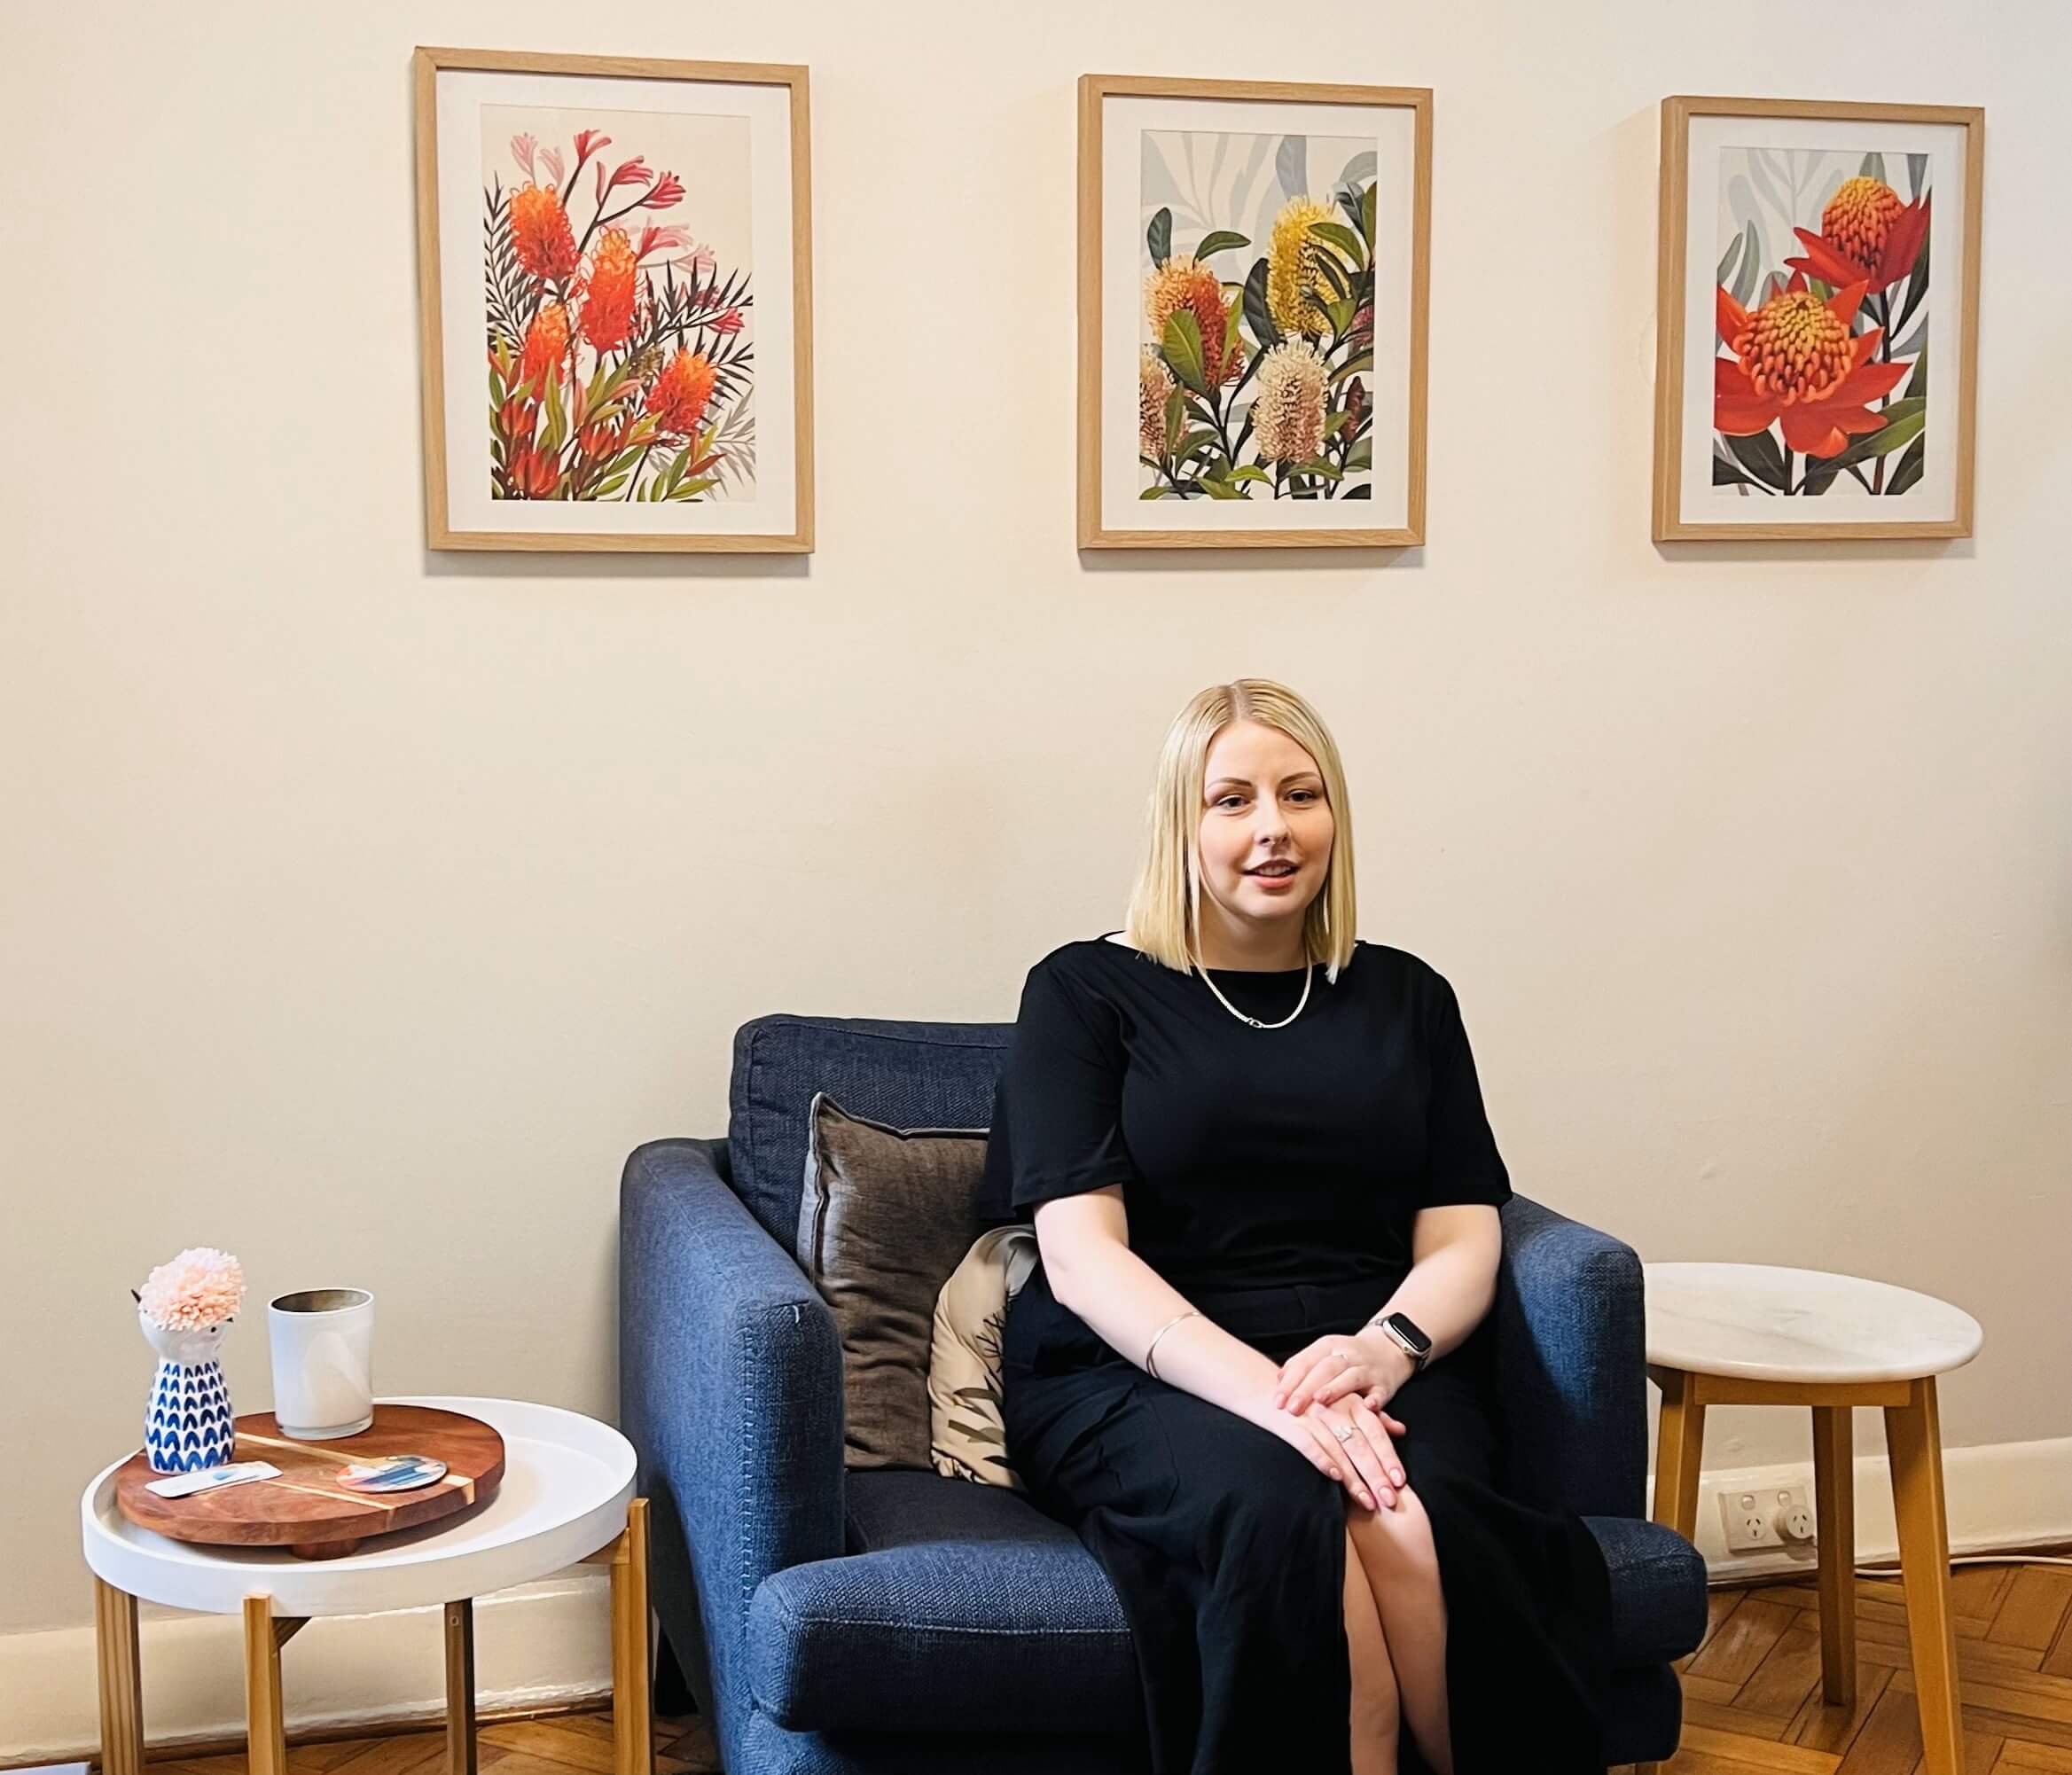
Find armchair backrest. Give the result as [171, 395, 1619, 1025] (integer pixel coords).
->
[726, 1013, 1013, 1251]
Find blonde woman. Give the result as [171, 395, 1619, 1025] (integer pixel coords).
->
[981, 681, 1615, 1774]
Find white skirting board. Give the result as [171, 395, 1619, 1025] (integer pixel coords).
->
[7, 1435, 2068, 1763]
[2, 1571, 612, 1763]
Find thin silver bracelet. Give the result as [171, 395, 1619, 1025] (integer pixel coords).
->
[1144, 1308, 1201, 1379]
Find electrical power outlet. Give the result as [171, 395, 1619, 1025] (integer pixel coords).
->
[1718, 1478, 1816, 1553]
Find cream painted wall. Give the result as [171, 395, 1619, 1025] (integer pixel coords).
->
[4, 0, 2069, 1660]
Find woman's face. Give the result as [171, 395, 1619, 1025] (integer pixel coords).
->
[1194, 720, 1335, 938]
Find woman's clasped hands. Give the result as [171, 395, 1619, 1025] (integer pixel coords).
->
[1261, 1329, 1413, 1513]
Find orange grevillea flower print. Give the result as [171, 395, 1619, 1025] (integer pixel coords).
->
[485, 116, 755, 504]
[1785, 178, 1929, 295]
[645, 349, 719, 439]
[581, 229, 638, 354]
[510, 184, 581, 283]
[1715, 273, 1908, 459]
[520, 301, 571, 394]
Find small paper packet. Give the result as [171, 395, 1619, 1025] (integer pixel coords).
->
[145, 1461, 281, 1498]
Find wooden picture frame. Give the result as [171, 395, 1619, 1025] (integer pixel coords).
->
[412, 46, 814, 552]
[1653, 95, 1982, 542]
[1076, 74, 1431, 550]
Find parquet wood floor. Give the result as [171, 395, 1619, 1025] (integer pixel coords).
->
[1611, 1558, 2072, 1775]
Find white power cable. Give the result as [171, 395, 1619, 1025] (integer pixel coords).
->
[1851, 1552, 2072, 1576]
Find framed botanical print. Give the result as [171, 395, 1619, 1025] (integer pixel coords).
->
[412, 46, 813, 551]
[1654, 95, 1982, 541]
[1076, 74, 1431, 550]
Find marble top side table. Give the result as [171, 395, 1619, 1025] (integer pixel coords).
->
[1639, 1263, 1982, 1775]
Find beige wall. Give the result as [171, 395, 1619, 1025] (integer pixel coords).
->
[5, 0, 2068, 1657]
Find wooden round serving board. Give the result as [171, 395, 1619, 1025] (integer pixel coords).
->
[114, 1404, 504, 1560]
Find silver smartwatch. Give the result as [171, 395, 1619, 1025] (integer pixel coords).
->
[1370, 1310, 1432, 1373]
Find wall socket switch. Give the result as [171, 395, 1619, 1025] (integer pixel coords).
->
[1718, 1478, 1816, 1553]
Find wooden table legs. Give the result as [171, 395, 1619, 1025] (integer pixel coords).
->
[608, 1497, 654, 1775]
[1810, 1403, 1857, 1704]
[241, 1596, 305, 1775]
[92, 1497, 653, 1775]
[582, 1494, 655, 1775]
[1648, 1364, 1708, 1545]
[1887, 1378, 1964, 1774]
[445, 1599, 477, 1775]
[92, 1578, 144, 1775]
[1642, 1367, 1964, 1775]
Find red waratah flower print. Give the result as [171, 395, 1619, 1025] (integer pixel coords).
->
[1785, 177, 1929, 295]
[484, 117, 755, 503]
[1714, 273, 1908, 459]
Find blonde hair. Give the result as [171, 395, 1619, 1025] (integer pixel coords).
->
[1121, 679, 1358, 984]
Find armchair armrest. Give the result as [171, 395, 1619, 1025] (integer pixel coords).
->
[619, 1138, 845, 1724]
[1493, 1194, 1648, 1521]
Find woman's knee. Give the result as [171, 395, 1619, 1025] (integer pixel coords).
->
[1348, 1482, 1439, 1580]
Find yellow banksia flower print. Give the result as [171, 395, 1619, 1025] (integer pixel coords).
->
[1267, 198, 1339, 335]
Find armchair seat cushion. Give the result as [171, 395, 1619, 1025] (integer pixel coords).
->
[747, 1470, 1140, 1734]
[744, 1475, 1709, 1736]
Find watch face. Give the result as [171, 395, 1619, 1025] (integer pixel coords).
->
[1388, 1314, 1432, 1355]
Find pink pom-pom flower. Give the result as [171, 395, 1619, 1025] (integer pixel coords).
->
[137, 1247, 246, 1331]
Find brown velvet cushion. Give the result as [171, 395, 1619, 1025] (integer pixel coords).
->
[795, 1091, 989, 1470]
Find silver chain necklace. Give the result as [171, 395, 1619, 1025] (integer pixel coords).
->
[1199, 958, 1313, 1029]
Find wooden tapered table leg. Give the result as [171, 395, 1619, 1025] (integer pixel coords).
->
[445, 1599, 477, 1775]
[1810, 1404, 1857, 1705]
[93, 1578, 145, 1775]
[610, 1498, 653, 1775]
[1887, 1377, 1963, 1775]
[243, 1595, 288, 1775]
[1647, 1364, 1708, 1543]
[1637, 1367, 1709, 1775]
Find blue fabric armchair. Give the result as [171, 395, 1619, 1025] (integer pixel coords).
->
[620, 1011, 1709, 1773]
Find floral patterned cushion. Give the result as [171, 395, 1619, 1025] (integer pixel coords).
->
[927, 1225, 1039, 1489]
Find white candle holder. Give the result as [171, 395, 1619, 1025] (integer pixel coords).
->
[267, 1287, 376, 1439]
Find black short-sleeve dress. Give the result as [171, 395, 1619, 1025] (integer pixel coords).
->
[980, 932, 1616, 1775]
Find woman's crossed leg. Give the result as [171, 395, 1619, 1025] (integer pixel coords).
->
[1349, 1491, 1453, 1775]
[1343, 1523, 1400, 1774]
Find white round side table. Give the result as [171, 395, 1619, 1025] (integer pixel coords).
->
[81, 1396, 650, 1775]
[1639, 1263, 1982, 1775]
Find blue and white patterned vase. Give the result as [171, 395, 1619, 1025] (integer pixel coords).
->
[141, 1310, 236, 1473]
